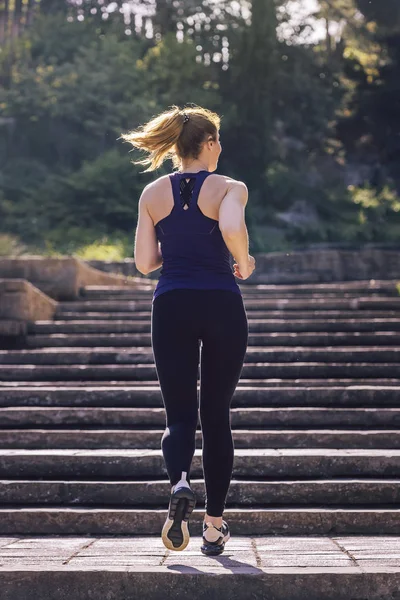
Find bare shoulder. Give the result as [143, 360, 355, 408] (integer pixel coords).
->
[214, 175, 248, 209]
[211, 173, 247, 191]
[142, 173, 170, 194]
[138, 174, 171, 207]
[208, 173, 248, 193]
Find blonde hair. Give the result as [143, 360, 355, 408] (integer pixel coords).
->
[119, 104, 221, 172]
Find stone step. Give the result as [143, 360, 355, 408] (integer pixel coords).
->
[3, 380, 392, 389]
[0, 449, 398, 479]
[82, 279, 398, 295]
[79, 290, 399, 301]
[0, 535, 399, 600]
[56, 300, 400, 316]
[1, 406, 399, 428]
[2, 346, 400, 365]
[0, 478, 399, 506]
[53, 309, 400, 320]
[1, 428, 400, 449]
[78, 291, 398, 300]
[1, 535, 400, 600]
[1, 385, 400, 407]
[0, 506, 399, 535]
[1, 363, 400, 381]
[29, 318, 400, 333]
[2, 278, 400, 583]
[61, 293, 398, 309]
[51, 297, 400, 312]
[24, 331, 400, 348]
[80, 289, 398, 299]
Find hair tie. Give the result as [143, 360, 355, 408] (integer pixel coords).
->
[182, 112, 190, 124]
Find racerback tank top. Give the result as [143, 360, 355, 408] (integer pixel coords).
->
[152, 169, 242, 302]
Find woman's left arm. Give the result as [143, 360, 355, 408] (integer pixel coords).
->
[134, 188, 163, 275]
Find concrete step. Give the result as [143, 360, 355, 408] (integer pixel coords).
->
[78, 290, 399, 301]
[53, 309, 400, 320]
[2, 278, 400, 586]
[77, 290, 398, 300]
[24, 331, 400, 348]
[1, 406, 399, 428]
[82, 279, 399, 295]
[1, 428, 400, 449]
[0, 449, 398, 479]
[0, 534, 399, 600]
[1, 385, 400, 407]
[59, 296, 398, 313]
[50, 297, 400, 312]
[1, 346, 400, 365]
[29, 318, 400, 333]
[0, 506, 399, 535]
[81, 289, 398, 300]
[2, 379, 400, 388]
[1, 363, 400, 381]
[1, 478, 399, 506]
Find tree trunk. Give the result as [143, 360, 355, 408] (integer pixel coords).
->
[154, 0, 175, 37]
[0, 0, 7, 45]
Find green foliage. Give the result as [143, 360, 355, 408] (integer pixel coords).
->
[136, 32, 221, 109]
[347, 184, 400, 241]
[26, 148, 142, 253]
[73, 236, 132, 261]
[33, 228, 134, 259]
[0, 234, 27, 257]
[0, 0, 397, 255]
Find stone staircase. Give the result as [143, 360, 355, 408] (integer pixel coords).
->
[0, 279, 400, 536]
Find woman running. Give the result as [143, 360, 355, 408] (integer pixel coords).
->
[121, 105, 255, 556]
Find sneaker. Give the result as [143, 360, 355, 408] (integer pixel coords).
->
[161, 473, 196, 551]
[200, 519, 230, 556]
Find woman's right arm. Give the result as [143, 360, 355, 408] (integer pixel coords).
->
[218, 179, 255, 280]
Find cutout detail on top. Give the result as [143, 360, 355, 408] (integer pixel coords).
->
[179, 177, 196, 211]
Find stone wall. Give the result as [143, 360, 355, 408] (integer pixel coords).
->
[0, 256, 145, 300]
[0, 278, 57, 340]
[88, 248, 400, 284]
[249, 248, 400, 284]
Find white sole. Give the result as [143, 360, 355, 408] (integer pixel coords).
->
[162, 517, 190, 551]
[161, 487, 196, 551]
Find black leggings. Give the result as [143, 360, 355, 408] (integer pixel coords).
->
[151, 288, 248, 517]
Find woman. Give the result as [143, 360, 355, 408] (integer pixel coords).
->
[120, 104, 255, 556]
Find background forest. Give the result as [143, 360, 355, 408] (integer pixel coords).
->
[0, 0, 399, 259]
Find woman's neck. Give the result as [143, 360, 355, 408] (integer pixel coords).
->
[179, 162, 210, 173]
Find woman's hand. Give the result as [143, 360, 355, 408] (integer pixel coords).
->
[233, 255, 256, 280]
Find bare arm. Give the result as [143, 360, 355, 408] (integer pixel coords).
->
[133, 188, 163, 275]
[218, 180, 252, 275]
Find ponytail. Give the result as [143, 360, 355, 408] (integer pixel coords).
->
[119, 104, 221, 173]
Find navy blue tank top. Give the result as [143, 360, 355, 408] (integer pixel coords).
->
[152, 170, 242, 302]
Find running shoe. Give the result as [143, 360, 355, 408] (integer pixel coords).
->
[161, 478, 196, 551]
[200, 519, 230, 556]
